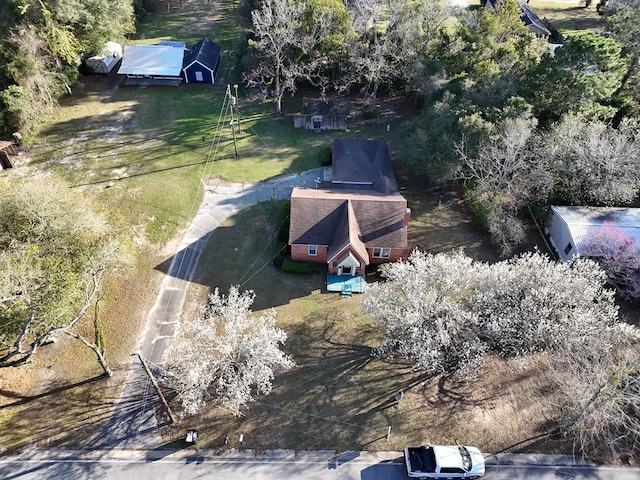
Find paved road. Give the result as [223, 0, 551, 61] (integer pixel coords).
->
[1, 449, 639, 480]
[88, 169, 327, 448]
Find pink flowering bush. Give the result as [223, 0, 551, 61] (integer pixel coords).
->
[582, 222, 640, 300]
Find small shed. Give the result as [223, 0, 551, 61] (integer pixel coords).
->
[293, 98, 350, 132]
[117, 44, 185, 85]
[546, 206, 640, 261]
[85, 42, 123, 73]
[182, 37, 222, 84]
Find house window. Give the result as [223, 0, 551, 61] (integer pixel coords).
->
[195, 71, 204, 82]
[341, 266, 352, 276]
[564, 243, 573, 255]
[373, 247, 391, 258]
[308, 245, 317, 256]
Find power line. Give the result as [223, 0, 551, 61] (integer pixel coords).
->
[237, 213, 288, 286]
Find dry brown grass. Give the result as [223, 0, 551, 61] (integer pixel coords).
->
[156, 198, 569, 457]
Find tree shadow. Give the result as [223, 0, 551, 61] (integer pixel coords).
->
[0, 453, 112, 480]
[0, 374, 107, 410]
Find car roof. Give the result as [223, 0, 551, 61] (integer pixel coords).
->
[433, 445, 466, 469]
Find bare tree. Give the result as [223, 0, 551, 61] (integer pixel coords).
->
[244, 0, 339, 113]
[548, 333, 640, 460]
[455, 116, 549, 254]
[544, 115, 640, 205]
[0, 177, 125, 375]
[162, 286, 294, 416]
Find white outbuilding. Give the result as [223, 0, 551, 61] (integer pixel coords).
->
[545, 205, 640, 261]
[85, 41, 123, 73]
[117, 44, 185, 85]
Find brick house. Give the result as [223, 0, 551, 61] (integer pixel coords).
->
[288, 139, 409, 291]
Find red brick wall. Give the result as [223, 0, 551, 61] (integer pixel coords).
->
[368, 248, 405, 266]
[290, 244, 328, 264]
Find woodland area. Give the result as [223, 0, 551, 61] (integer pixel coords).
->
[3, 0, 640, 252]
[0, 0, 157, 135]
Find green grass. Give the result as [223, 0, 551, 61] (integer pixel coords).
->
[529, 1, 603, 37]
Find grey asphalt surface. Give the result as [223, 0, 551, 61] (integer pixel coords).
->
[88, 168, 327, 449]
[2, 449, 640, 480]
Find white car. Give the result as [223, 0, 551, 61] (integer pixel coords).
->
[404, 444, 485, 479]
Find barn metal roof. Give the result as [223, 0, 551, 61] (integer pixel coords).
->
[552, 205, 640, 254]
[117, 45, 184, 77]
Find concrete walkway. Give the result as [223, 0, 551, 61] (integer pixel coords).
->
[88, 168, 326, 449]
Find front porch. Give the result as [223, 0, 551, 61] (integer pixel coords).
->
[326, 273, 366, 295]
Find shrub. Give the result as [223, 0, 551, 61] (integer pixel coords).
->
[319, 146, 331, 166]
[462, 186, 489, 231]
[281, 261, 313, 274]
[272, 254, 284, 268]
[362, 110, 379, 120]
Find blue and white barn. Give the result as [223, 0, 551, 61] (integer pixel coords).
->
[182, 37, 222, 84]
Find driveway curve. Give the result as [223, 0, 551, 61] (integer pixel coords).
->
[88, 168, 326, 449]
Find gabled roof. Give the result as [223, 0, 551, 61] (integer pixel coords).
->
[117, 45, 184, 77]
[551, 206, 640, 254]
[288, 187, 407, 249]
[327, 199, 369, 264]
[331, 139, 397, 192]
[303, 98, 350, 116]
[519, 2, 551, 37]
[183, 37, 221, 72]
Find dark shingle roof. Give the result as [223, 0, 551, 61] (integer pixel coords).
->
[331, 139, 397, 192]
[288, 188, 407, 249]
[327, 199, 369, 263]
[183, 37, 221, 71]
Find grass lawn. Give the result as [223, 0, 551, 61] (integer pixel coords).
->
[529, 1, 604, 37]
[159, 200, 566, 455]
[0, 0, 409, 454]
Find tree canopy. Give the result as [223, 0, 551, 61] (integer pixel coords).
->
[361, 249, 627, 377]
[361, 249, 640, 457]
[162, 286, 294, 416]
[0, 176, 126, 369]
[0, 0, 135, 134]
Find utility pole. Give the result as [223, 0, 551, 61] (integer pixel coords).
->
[233, 84, 241, 133]
[227, 84, 238, 158]
[137, 352, 177, 424]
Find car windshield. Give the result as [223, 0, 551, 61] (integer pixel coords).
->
[458, 446, 472, 471]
